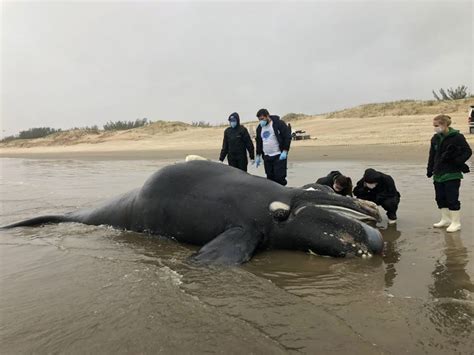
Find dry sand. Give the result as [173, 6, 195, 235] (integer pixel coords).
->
[1, 99, 473, 162]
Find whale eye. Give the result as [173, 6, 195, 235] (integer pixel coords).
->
[269, 201, 291, 221]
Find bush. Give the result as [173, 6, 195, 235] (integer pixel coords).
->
[103, 118, 149, 131]
[18, 127, 62, 139]
[432, 85, 468, 100]
[75, 125, 100, 132]
[0, 135, 16, 143]
[191, 121, 211, 127]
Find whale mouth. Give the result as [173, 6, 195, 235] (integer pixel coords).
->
[311, 204, 379, 222]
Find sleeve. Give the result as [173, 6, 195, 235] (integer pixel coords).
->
[377, 175, 399, 201]
[243, 128, 255, 160]
[219, 131, 229, 162]
[256, 126, 263, 156]
[427, 138, 435, 177]
[453, 134, 472, 166]
[352, 179, 366, 199]
[278, 120, 292, 151]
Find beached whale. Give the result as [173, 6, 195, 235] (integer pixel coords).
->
[2, 159, 384, 264]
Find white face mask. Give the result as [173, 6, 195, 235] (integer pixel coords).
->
[333, 184, 342, 192]
[366, 182, 377, 189]
[434, 127, 444, 134]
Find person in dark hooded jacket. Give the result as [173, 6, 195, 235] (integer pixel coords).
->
[315, 171, 353, 196]
[353, 168, 401, 224]
[219, 112, 255, 172]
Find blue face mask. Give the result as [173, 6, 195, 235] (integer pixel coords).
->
[259, 120, 268, 127]
[230, 121, 237, 128]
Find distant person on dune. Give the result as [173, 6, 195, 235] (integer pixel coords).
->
[219, 112, 255, 172]
[427, 114, 472, 232]
[353, 168, 401, 224]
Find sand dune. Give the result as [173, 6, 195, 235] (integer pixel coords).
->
[1, 99, 473, 157]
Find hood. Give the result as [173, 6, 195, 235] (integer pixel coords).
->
[269, 115, 280, 123]
[363, 168, 382, 183]
[228, 112, 240, 126]
[446, 127, 459, 136]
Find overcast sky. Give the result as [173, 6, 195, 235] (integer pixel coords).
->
[1, 0, 472, 137]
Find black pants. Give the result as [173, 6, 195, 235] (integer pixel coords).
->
[379, 196, 400, 220]
[228, 157, 248, 172]
[434, 179, 461, 210]
[263, 154, 287, 186]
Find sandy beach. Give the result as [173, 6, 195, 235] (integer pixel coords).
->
[1, 99, 473, 162]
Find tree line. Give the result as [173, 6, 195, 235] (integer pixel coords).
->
[1, 118, 151, 143]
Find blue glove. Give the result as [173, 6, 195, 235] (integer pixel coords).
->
[279, 151, 288, 160]
[255, 155, 262, 168]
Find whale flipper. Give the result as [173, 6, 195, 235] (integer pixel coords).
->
[190, 227, 261, 265]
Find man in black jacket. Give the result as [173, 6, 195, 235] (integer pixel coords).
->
[353, 168, 401, 224]
[219, 112, 255, 172]
[255, 108, 292, 186]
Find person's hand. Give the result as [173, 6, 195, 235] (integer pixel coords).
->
[426, 171, 433, 178]
[255, 156, 262, 168]
[279, 151, 288, 160]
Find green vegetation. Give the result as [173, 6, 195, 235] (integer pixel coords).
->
[191, 121, 212, 127]
[71, 125, 100, 133]
[432, 85, 468, 101]
[19, 127, 62, 139]
[103, 118, 149, 131]
[0, 127, 63, 142]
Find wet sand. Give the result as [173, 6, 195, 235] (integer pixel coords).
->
[0, 144, 429, 162]
[1, 156, 473, 354]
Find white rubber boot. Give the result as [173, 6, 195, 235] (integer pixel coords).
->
[433, 208, 451, 228]
[446, 210, 461, 232]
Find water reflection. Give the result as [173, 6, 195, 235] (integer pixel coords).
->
[381, 224, 402, 289]
[429, 233, 473, 335]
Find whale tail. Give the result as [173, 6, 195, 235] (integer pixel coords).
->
[1, 215, 70, 229]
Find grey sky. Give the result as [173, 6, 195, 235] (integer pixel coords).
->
[1, 0, 472, 137]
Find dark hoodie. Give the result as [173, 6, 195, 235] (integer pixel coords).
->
[219, 113, 255, 162]
[353, 168, 400, 204]
[316, 171, 353, 196]
[255, 115, 292, 156]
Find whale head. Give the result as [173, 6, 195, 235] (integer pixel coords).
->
[269, 198, 384, 258]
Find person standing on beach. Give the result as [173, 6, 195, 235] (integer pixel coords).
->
[353, 168, 401, 224]
[219, 112, 255, 172]
[427, 114, 472, 232]
[255, 108, 292, 186]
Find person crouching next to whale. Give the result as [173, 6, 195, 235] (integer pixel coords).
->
[353, 168, 401, 224]
[427, 114, 472, 232]
[316, 171, 353, 197]
[219, 112, 255, 172]
[254, 108, 292, 186]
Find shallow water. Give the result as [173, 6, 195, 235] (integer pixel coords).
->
[1, 157, 473, 354]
